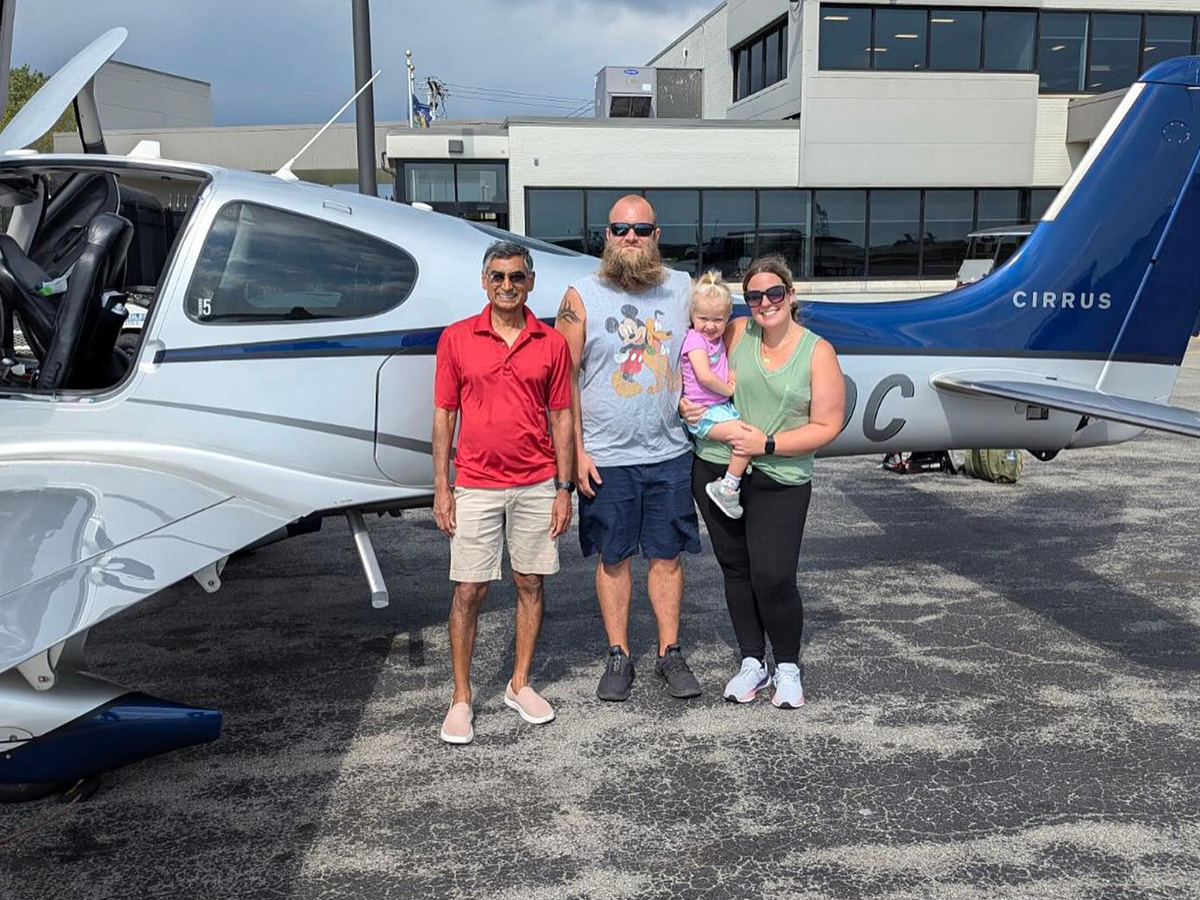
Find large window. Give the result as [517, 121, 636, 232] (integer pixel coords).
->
[822, 6, 1199, 93]
[645, 189, 701, 275]
[702, 191, 756, 279]
[187, 202, 418, 324]
[456, 164, 507, 204]
[874, 8, 928, 71]
[1088, 14, 1141, 92]
[922, 190, 975, 277]
[813, 190, 867, 278]
[820, 6, 871, 70]
[586, 189, 634, 256]
[758, 190, 810, 280]
[1144, 16, 1195, 73]
[526, 189, 584, 253]
[1039, 13, 1089, 92]
[931, 10, 982, 71]
[734, 17, 789, 101]
[867, 190, 921, 276]
[524, 186, 1054, 280]
[976, 189, 1021, 231]
[405, 164, 455, 204]
[984, 10, 1036, 71]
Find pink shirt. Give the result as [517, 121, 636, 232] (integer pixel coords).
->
[681, 329, 731, 407]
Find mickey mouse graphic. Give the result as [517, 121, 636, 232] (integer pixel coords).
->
[605, 304, 675, 398]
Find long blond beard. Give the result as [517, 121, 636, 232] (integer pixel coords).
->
[600, 239, 668, 293]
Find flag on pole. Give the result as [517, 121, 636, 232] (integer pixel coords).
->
[412, 95, 433, 128]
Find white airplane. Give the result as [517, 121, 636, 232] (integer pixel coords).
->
[3, 30, 1200, 801]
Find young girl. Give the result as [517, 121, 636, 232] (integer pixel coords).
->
[680, 271, 750, 518]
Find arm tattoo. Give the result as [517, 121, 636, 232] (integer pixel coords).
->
[556, 296, 581, 325]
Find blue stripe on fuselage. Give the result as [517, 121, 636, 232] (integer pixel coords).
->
[154, 315, 1172, 366]
[155, 327, 442, 363]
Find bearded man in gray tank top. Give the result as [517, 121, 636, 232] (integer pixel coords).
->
[555, 195, 702, 701]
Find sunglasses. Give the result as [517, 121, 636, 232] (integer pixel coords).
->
[608, 222, 656, 238]
[486, 270, 530, 286]
[744, 285, 789, 307]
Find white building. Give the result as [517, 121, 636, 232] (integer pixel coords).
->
[56, 2, 1195, 294]
[383, 0, 1185, 294]
[91, 61, 212, 130]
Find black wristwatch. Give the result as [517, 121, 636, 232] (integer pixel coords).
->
[764, 434, 776, 455]
[555, 479, 576, 494]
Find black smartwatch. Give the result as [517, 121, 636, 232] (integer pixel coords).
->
[764, 434, 776, 455]
[555, 479, 576, 494]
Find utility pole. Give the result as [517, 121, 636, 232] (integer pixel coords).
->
[351, 0, 377, 197]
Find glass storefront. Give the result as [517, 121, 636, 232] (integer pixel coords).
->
[526, 186, 1051, 279]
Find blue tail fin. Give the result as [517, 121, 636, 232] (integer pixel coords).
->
[805, 57, 1200, 368]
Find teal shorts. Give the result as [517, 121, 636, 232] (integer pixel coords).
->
[686, 400, 740, 439]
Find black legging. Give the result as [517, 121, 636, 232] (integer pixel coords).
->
[692, 456, 812, 665]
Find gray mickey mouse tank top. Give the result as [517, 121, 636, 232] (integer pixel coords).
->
[572, 269, 693, 467]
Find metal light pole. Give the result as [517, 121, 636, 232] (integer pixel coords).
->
[406, 50, 414, 129]
[351, 0, 377, 196]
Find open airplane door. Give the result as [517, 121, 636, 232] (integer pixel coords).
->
[0, 26, 124, 156]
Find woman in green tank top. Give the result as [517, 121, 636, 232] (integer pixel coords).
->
[682, 257, 845, 710]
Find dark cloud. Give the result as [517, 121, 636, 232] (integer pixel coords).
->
[12, 0, 714, 125]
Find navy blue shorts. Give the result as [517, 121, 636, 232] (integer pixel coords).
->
[578, 452, 701, 565]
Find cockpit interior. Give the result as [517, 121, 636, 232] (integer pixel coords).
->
[0, 165, 205, 393]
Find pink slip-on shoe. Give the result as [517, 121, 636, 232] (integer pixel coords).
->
[440, 701, 474, 744]
[504, 681, 556, 725]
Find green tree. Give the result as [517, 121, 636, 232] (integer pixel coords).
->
[2, 64, 77, 153]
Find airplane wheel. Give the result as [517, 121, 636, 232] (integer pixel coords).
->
[0, 781, 64, 803]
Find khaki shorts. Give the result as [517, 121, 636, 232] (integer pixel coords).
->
[450, 479, 559, 582]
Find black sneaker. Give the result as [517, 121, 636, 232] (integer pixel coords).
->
[597, 646, 635, 701]
[655, 644, 701, 699]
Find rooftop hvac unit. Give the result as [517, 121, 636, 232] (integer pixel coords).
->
[594, 66, 701, 119]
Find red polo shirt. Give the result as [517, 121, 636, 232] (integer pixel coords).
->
[434, 304, 572, 488]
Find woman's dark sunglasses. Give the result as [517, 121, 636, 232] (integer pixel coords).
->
[745, 285, 789, 307]
[487, 270, 529, 286]
[608, 222, 656, 238]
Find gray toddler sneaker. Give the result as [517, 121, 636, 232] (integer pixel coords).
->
[705, 478, 744, 519]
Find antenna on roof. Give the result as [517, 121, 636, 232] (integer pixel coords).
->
[273, 69, 382, 182]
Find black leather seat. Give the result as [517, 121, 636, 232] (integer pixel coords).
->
[34, 213, 133, 391]
[0, 173, 122, 361]
[0, 233, 58, 360]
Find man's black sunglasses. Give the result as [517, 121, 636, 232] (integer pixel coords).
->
[608, 222, 656, 238]
[487, 270, 530, 285]
[744, 285, 789, 307]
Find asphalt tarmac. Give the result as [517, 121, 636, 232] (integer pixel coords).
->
[3, 357, 1200, 900]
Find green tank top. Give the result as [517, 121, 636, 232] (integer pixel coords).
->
[695, 321, 821, 485]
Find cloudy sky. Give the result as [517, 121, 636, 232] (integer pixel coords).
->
[11, 0, 713, 125]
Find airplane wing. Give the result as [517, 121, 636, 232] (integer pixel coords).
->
[932, 374, 1200, 440]
[0, 460, 302, 676]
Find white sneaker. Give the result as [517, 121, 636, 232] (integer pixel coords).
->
[771, 663, 804, 709]
[723, 657, 769, 703]
[705, 478, 744, 519]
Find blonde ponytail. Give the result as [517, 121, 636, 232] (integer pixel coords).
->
[690, 269, 733, 315]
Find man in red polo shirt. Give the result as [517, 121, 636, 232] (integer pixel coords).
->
[432, 240, 574, 745]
